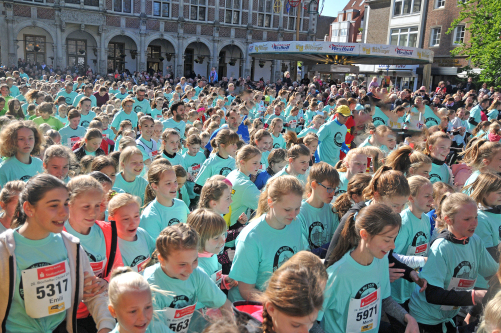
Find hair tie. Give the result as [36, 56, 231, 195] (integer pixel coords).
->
[222, 178, 233, 187]
[353, 211, 358, 221]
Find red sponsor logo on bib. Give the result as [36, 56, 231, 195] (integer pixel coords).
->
[37, 262, 66, 280]
[458, 279, 475, 288]
[416, 244, 428, 254]
[361, 290, 378, 307]
[90, 261, 105, 272]
[151, 150, 159, 156]
[174, 304, 197, 319]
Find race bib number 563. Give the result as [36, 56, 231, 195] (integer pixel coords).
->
[22, 260, 72, 319]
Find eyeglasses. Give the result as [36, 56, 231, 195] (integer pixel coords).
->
[317, 182, 336, 193]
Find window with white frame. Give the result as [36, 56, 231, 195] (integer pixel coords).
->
[453, 25, 465, 44]
[153, 0, 169, 17]
[430, 27, 441, 46]
[346, 12, 352, 20]
[338, 14, 343, 21]
[435, 0, 445, 8]
[257, 0, 272, 27]
[340, 29, 347, 36]
[393, 0, 421, 16]
[390, 27, 418, 47]
[332, 29, 339, 37]
[190, 0, 207, 21]
[225, 0, 241, 24]
[114, 0, 132, 13]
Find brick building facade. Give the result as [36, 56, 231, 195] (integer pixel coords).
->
[0, 0, 318, 80]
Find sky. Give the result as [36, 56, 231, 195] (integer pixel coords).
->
[320, 0, 349, 18]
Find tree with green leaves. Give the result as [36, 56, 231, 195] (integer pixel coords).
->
[448, 0, 501, 86]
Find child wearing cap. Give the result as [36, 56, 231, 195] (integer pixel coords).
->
[317, 105, 351, 166]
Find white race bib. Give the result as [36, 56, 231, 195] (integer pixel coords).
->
[188, 164, 201, 178]
[160, 304, 196, 333]
[22, 260, 72, 319]
[68, 136, 80, 147]
[440, 278, 475, 311]
[211, 270, 223, 287]
[89, 259, 107, 279]
[346, 288, 380, 333]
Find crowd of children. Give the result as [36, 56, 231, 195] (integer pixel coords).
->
[2, 73, 501, 333]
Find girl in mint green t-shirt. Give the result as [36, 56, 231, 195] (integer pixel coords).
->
[269, 143, 310, 187]
[43, 145, 72, 183]
[297, 162, 340, 257]
[0, 120, 44, 187]
[228, 175, 305, 302]
[109, 193, 155, 274]
[321, 204, 419, 333]
[468, 173, 501, 290]
[250, 129, 273, 173]
[424, 132, 453, 185]
[187, 209, 238, 310]
[269, 118, 286, 149]
[139, 163, 189, 240]
[333, 147, 369, 195]
[391, 176, 433, 308]
[144, 224, 233, 332]
[114, 146, 148, 205]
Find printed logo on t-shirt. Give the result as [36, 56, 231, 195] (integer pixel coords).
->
[425, 117, 439, 126]
[273, 246, 296, 272]
[168, 218, 180, 226]
[355, 282, 379, 300]
[65, 97, 72, 104]
[453, 261, 474, 279]
[273, 143, 281, 148]
[20, 175, 32, 181]
[169, 295, 191, 309]
[372, 117, 386, 126]
[19, 262, 51, 300]
[81, 120, 90, 127]
[308, 222, 326, 249]
[410, 231, 428, 254]
[84, 250, 107, 278]
[219, 167, 232, 176]
[429, 174, 442, 183]
[131, 255, 149, 272]
[334, 132, 343, 147]
[134, 105, 143, 113]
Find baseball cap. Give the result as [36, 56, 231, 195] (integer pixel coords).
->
[336, 105, 352, 117]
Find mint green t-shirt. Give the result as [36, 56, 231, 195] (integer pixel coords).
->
[111, 109, 138, 129]
[391, 208, 431, 304]
[372, 106, 389, 127]
[79, 111, 96, 128]
[161, 152, 187, 170]
[297, 126, 319, 138]
[408, 234, 497, 326]
[337, 171, 348, 194]
[265, 114, 285, 126]
[296, 201, 339, 251]
[56, 90, 78, 105]
[463, 170, 480, 192]
[54, 115, 68, 127]
[182, 151, 207, 199]
[114, 92, 130, 101]
[271, 133, 286, 149]
[429, 162, 451, 185]
[144, 264, 227, 331]
[162, 118, 187, 139]
[149, 108, 163, 121]
[114, 173, 148, 205]
[132, 98, 152, 115]
[228, 214, 305, 302]
[139, 198, 190, 240]
[258, 150, 270, 172]
[64, 222, 107, 278]
[72, 94, 97, 108]
[474, 209, 501, 288]
[59, 125, 87, 148]
[285, 115, 301, 133]
[423, 105, 441, 128]
[102, 128, 116, 141]
[0, 156, 43, 187]
[176, 185, 190, 208]
[225, 170, 260, 246]
[196, 254, 223, 310]
[194, 154, 236, 187]
[270, 166, 308, 187]
[118, 227, 156, 274]
[317, 120, 347, 166]
[319, 251, 391, 333]
[8, 232, 68, 333]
